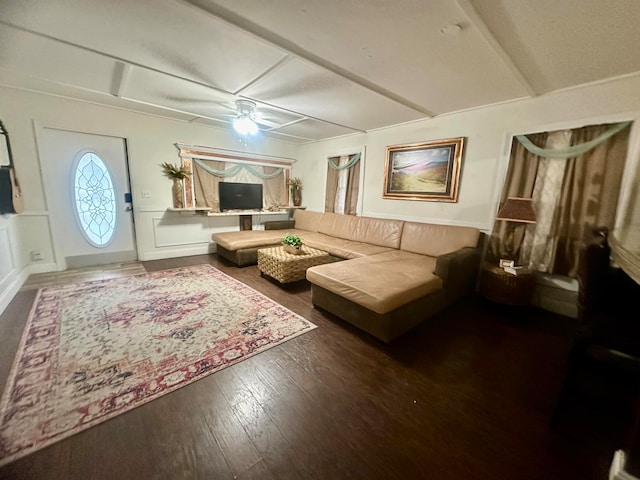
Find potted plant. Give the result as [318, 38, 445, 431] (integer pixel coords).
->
[282, 233, 303, 255]
[288, 177, 303, 206]
[160, 162, 191, 208]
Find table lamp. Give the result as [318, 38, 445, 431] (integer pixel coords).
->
[495, 197, 537, 264]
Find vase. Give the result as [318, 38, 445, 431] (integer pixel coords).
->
[172, 178, 184, 208]
[283, 244, 302, 255]
[292, 188, 302, 207]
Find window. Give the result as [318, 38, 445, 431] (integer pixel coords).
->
[325, 148, 364, 215]
[491, 121, 632, 277]
[73, 152, 116, 247]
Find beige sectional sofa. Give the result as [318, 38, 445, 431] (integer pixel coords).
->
[212, 210, 483, 342]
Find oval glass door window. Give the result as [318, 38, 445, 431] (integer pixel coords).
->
[73, 152, 116, 247]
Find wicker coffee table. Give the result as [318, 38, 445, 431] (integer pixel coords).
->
[257, 245, 337, 284]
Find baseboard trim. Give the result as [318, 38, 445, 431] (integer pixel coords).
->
[0, 268, 29, 316]
[27, 262, 60, 275]
[140, 244, 216, 261]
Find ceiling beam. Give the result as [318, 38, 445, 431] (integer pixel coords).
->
[0, 20, 236, 102]
[456, 0, 537, 97]
[179, 0, 437, 117]
[233, 56, 292, 96]
[111, 62, 131, 98]
[0, 18, 367, 135]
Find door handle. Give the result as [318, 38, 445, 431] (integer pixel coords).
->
[125, 205, 133, 212]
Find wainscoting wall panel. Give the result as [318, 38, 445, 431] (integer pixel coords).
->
[0, 223, 15, 286]
[136, 209, 289, 261]
[151, 214, 238, 248]
[0, 216, 28, 315]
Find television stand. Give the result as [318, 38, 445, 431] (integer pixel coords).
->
[239, 214, 252, 231]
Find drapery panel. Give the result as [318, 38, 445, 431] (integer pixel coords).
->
[552, 124, 630, 276]
[324, 164, 339, 213]
[193, 159, 224, 211]
[343, 158, 360, 215]
[491, 122, 631, 277]
[325, 153, 360, 215]
[488, 132, 546, 262]
[263, 166, 286, 209]
[520, 131, 571, 271]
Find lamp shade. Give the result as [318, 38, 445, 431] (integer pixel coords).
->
[496, 197, 537, 224]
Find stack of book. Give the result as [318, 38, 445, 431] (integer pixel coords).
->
[503, 265, 532, 276]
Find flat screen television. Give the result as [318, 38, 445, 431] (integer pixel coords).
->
[219, 182, 263, 211]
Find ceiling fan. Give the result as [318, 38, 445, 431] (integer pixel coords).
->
[231, 99, 280, 135]
[156, 94, 283, 133]
[233, 99, 259, 135]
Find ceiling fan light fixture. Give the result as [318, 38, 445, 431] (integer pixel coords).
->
[232, 99, 259, 135]
[233, 115, 258, 135]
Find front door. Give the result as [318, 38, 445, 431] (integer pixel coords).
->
[39, 128, 136, 269]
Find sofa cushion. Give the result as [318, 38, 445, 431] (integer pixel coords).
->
[306, 250, 442, 315]
[292, 209, 324, 232]
[212, 229, 309, 250]
[300, 232, 394, 259]
[400, 222, 480, 257]
[318, 212, 404, 249]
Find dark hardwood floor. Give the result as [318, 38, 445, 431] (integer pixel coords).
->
[0, 254, 629, 479]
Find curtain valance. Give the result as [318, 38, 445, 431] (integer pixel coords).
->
[515, 121, 631, 159]
[194, 159, 284, 179]
[328, 153, 361, 170]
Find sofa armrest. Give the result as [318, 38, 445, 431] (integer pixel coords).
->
[435, 246, 482, 292]
[264, 220, 295, 230]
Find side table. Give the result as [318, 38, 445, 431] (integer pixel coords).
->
[479, 263, 536, 306]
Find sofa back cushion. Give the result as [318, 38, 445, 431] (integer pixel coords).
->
[400, 221, 480, 256]
[318, 212, 404, 249]
[293, 209, 324, 232]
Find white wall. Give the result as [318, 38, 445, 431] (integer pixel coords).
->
[296, 75, 640, 232]
[0, 87, 297, 311]
[2, 75, 640, 315]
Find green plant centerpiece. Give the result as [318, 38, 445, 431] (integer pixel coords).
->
[288, 177, 303, 206]
[160, 162, 191, 208]
[282, 233, 303, 255]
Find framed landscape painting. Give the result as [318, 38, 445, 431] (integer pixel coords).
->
[383, 137, 465, 202]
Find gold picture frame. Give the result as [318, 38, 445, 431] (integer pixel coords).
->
[383, 137, 465, 202]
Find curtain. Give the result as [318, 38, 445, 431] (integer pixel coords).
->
[494, 122, 631, 277]
[193, 159, 224, 212]
[521, 131, 572, 271]
[553, 124, 630, 276]
[488, 132, 546, 262]
[334, 156, 348, 213]
[343, 158, 360, 215]
[263, 166, 286, 209]
[324, 161, 339, 213]
[325, 153, 360, 215]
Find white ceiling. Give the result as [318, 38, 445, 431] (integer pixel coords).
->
[1, 0, 639, 144]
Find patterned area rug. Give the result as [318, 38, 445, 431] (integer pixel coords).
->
[0, 264, 316, 466]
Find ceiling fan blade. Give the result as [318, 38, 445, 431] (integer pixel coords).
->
[157, 94, 238, 111]
[254, 118, 281, 129]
